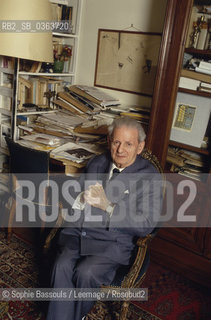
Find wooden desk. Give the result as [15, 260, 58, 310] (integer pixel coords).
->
[49, 157, 86, 175]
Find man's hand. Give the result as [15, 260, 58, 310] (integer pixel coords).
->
[84, 183, 110, 211]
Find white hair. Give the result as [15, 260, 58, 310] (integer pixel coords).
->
[108, 117, 146, 142]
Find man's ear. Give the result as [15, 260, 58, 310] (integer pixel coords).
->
[137, 141, 145, 155]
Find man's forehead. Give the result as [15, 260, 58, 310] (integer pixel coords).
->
[113, 126, 139, 136]
[111, 127, 140, 144]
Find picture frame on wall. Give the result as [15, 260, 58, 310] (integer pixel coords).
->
[94, 29, 162, 96]
[170, 91, 211, 148]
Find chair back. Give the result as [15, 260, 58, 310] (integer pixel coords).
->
[5, 137, 51, 236]
[141, 148, 165, 191]
[5, 137, 49, 174]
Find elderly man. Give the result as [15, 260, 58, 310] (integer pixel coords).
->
[46, 117, 162, 320]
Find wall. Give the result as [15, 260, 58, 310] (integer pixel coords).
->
[76, 0, 167, 108]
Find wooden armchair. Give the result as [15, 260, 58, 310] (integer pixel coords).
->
[43, 149, 165, 320]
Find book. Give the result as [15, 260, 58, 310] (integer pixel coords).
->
[200, 82, 211, 89]
[39, 80, 47, 106]
[53, 98, 82, 115]
[1, 56, 14, 70]
[30, 61, 42, 73]
[30, 124, 70, 138]
[50, 2, 73, 33]
[130, 105, 151, 114]
[51, 3, 61, 22]
[21, 133, 62, 147]
[68, 0, 77, 33]
[198, 61, 211, 71]
[195, 67, 211, 75]
[68, 85, 120, 107]
[197, 81, 211, 94]
[178, 171, 202, 182]
[181, 69, 211, 83]
[61, 5, 71, 21]
[64, 87, 95, 110]
[19, 77, 31, 88]
[198, 87, 211, 93]
[18, 83, 26, 109]
[57, 91, 93, 114]
[18, 77, 34, 109]
[166, 154, 185, 167]
[179, 76, 200, 90]
[0, 86, 13, 97]
[29, 78, 40, 106]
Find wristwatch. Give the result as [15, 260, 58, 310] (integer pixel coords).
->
[105, 203, 115, 217]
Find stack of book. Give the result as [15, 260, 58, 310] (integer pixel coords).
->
[18, 76, 64, 110]
[19, 60, 42, 73]
[198, 81, 211, 93]
[0, 56, 14, 70]
[17, 84, 152, 174]
[195, 60, 211, 76]
[19, 110, 86, 140]
[167, 146, 205, 181]
[50, 140, 104, 175]
[50, 0, 73, 33]
[179, 67, 211, 92]
[53, 85, 120, 115]
[18, 109, 107, 175]
[51, 141, 102, 163]
[0, 72, 13, 111]
[21, 84, 121, 142]
[67, 85, 120, 107]
[53, 90, 94, 115]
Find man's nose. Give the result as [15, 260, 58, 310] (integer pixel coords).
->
[117, 143, 124, 153]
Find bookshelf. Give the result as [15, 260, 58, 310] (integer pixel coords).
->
[167, 3, 211, 182]
[146, 0, 211, 287]
[0, 57, 13, 153]
[0, 0, 82, 146]
[185, 47, 211, 57]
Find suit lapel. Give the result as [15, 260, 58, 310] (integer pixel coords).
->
[105, 155, 145, 194]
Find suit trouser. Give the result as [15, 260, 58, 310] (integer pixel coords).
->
[46, 246, 121, 320]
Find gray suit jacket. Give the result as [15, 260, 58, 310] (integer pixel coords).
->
[59, 152, 163, 265]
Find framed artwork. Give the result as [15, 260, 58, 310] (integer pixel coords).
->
[94, 29, 162, 96]
[172, 103, 196, 131]
[170, 92, 211, 148]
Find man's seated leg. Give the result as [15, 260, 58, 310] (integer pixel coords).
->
[47, 247, 121, 320]
[73, 255, 121, 320]
[46, 246, 80, 320]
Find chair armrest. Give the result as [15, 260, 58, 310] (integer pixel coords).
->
[121, 236, 150, 288]
[43, 202, 64, 251]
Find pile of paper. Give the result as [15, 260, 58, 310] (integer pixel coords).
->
[51, 141, 103, 163]
[66, 85, 120, 107]
[16, 85, 151, 173]
[20, 133, 62, 147]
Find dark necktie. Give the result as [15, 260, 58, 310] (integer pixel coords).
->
[110, 168, 120, 180]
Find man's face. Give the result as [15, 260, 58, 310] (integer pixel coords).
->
[109, 126, 145, 168]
